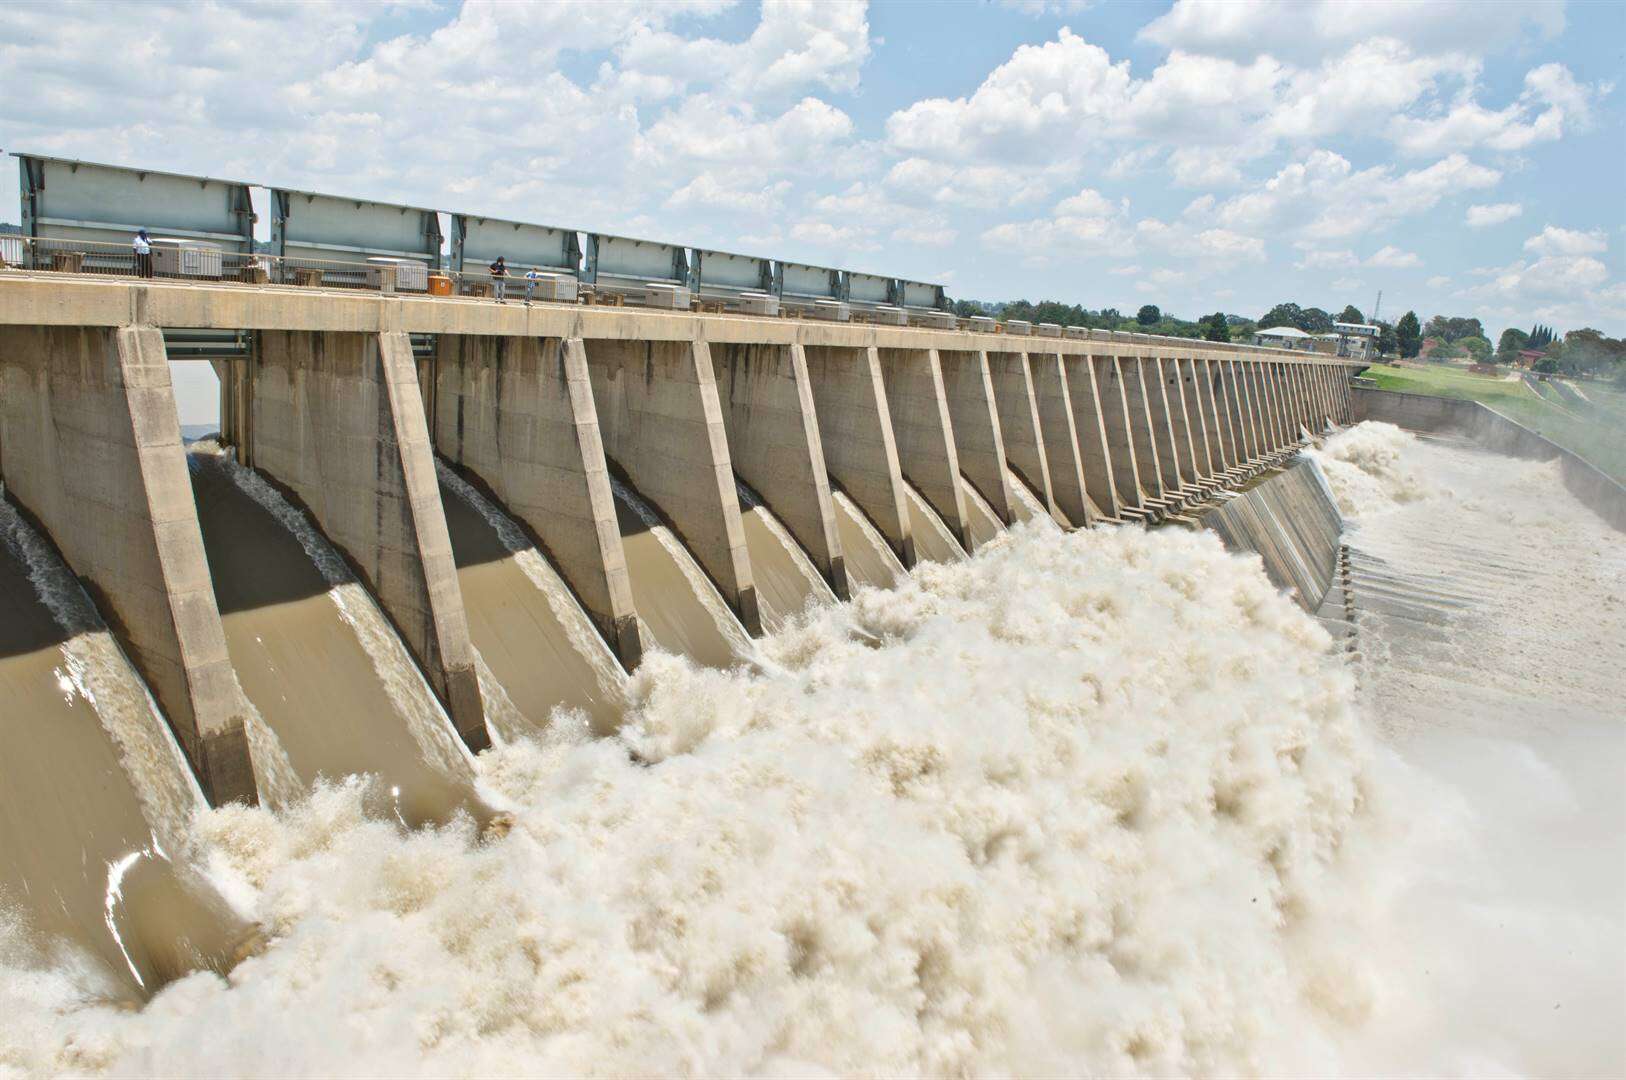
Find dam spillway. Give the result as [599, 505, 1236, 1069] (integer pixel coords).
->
[0, 270, 1620, 1071]
[0, 273, 1363, 814]
[0, 271, 1363, 1000]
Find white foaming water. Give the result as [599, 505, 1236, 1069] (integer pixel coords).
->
[1319, 422, 1625, 1076]
[1305, 421, 1433, 518]
[0, 513, 1376, 1075]
[2, 425, 1620, 1075]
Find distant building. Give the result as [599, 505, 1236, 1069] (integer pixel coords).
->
[1331, 321, 1380, 360]
[1516, 348, 1546, 369]
[1253, 325, 1317, 352]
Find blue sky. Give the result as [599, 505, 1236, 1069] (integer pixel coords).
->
[3, 0, 1622, 341]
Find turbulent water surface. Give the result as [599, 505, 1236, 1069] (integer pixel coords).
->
[0, 424, 1621, 1076]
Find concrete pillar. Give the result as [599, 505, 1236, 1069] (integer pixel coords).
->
[1119, 355, 1167, 501]
[583, 337, 761, 634]
[1273, 363, 1295, 445]
[434, 334, 643, 668]
[1177, 357, 1215, 480]
[802, 344, 914, 567]
[1092, 355, 1143, 512]
[1235, 362, 1261, 458]
[1026, 351, 1092, 527]
[1142, 356, 1187, 495]
[938, 348, 1014, 528]
[0, 325, 256, 804]
[877, 346, 969, 550]
[1222, 358, 1250, 464]
[1338, 366, 1354, 423]
[252, 329, 488, 751]
[1246, 362, 1278, 454]
[1288, 365, 1311, 437]
[987, 351, 1061, 524]
[1307, 365, 1329, 429]
[1198, 358, 1236, 472]
[1062, 354, 1119, 520]
[1255, 362, 1283, 450]
[711, 342, 847, 599]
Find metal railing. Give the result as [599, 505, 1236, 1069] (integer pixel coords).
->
[0, 235, 1325, 358]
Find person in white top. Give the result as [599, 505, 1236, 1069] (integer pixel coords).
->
[133, 229, 153, 278]
[524, 267, 544, 305]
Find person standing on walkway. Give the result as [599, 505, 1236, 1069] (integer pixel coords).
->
[489, 255, 507, 302]
[524, 266, 544, 304]
[133, 229, 153, 278]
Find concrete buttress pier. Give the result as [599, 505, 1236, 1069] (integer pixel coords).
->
[433, 333, 644, 668]
[249, 329, 490, 751]
[987, 350, 1064, 526]
[711, 342, 848, 599]
[1119, 356, 1167, 506]
[583, 337, 762, 634]
[938, 348, 1012, 533]
[1091, 354, 1145, 514]
[1061, 354, 1118, 521]
[802, 344, 915, 567]
[877, 346, 970, 552]
[0, 324, 256, 803]
[1029, 351, 1096, 527]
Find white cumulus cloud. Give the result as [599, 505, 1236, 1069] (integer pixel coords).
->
[1465, 203, 1523, 228]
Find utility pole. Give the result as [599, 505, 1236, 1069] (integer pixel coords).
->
[1371, 289, 1382, 325]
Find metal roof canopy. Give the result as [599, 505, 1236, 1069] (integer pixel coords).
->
[776, 261, 842, 301]
[687, 247, 772, 295]
[846, 271, 893, 307]
[17, 153, 255, 251]
[272, 188, 442, 265]
[898, 279, 947, 311]
[451, 214, 581, 276]
[583, 232, 687, 286]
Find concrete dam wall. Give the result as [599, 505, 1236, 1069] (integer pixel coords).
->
[0, 275, 1363, 819]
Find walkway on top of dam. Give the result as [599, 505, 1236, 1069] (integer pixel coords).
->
[0, 272, 1349, 365]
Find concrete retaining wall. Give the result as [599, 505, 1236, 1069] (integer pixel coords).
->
[1353, 387, 1626, 533]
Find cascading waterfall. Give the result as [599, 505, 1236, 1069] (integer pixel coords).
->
[188, 445, 478, 825]
[830, 490, 906, 590]
[733, 479, 837, 633]
[901, 479, 966, 563]
[611, 475, 756, 667]
[0, 497, 253, 1000]
[436, 461, 627, 739]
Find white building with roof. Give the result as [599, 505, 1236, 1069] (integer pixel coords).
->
[1252, 325, 1317, 352]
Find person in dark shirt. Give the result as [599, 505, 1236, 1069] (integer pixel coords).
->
[489, 256, 507, 302]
